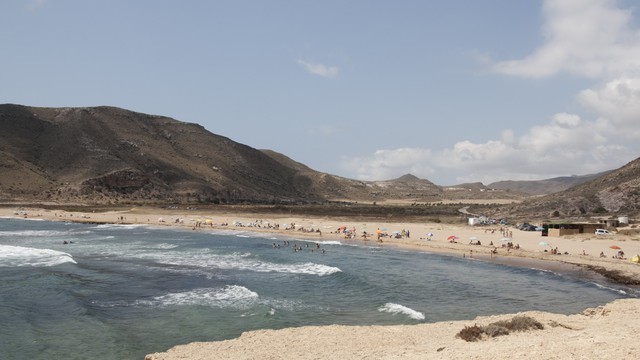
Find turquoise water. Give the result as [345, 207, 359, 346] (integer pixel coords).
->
[0, 218, 635, 359]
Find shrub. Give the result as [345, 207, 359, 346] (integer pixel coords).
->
[483, 323, 510, 337]
[456, 316, 544, 342]
[455, 324, 484, 342]
[503, 316, 544, 332]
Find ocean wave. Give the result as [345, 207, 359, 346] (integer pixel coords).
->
[590, 282, 632, 296]
[153, 243, 179, 250]
[316, 240, 342, 246]
[217, 257, 341, 276]
[91, 224, 148, 230]
[140, 249, 342, 276]
[0, 245, 77, 267]
[133, 285, 259, 308]
[378, 302, 425, 321]
[0, 229, 90, 237]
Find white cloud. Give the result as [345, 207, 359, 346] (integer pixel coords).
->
[297, 60, 338, 78]
[340, 113, 633, 184]
[493, 0, 640, 78]
[578, 76, 640, 138]
[340, 0, 640, 185]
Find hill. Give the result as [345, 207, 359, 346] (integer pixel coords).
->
[0, 104, 452, 205]
[0, 104, 321, 204]
[482, 157, 640, 219]
[2, 104, 631, 218]
[488, 172, 611, 196]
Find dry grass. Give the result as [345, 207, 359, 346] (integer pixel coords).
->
[456, 316, 544, 342]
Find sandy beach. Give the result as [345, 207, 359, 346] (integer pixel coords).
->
[3, 206, 640, 359]
[143, 298, 640, 360]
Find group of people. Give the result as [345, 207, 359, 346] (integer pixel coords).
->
[272, 240, 326, 253]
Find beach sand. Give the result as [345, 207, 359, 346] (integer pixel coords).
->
[144, 298, 640, 360]
[3, 206, 640, 359]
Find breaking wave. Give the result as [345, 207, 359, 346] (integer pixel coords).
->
[0, 245, 77, 267]
[378, 302, 425, 321]
[97, 285, 260, 309]
[141, 250, 342, 276]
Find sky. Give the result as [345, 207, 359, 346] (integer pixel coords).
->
[2, 0, 640, 185]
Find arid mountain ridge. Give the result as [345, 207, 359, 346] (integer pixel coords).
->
[1, 104, 637, 218]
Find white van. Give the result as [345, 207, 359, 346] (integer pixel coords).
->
[595, 229, 612, 235]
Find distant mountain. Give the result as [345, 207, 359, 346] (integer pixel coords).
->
[488, 172, 612, 196]
[261, 152, 443, 202]
[488, 157, 640, 218]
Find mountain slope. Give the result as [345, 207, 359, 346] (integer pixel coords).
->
[488, 172, 612, 196]
[0, 104, 320, 203]
[1, 104, 626, 212]
[0, 104, 446, 205]
[261, 151, 443, 202]
[489, 157, 640, 218]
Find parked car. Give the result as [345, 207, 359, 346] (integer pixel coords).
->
[595, 229, 612, 235]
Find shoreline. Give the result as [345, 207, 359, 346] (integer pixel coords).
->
[3, 205, 640, 285]
[3, 205, 640, 359]
[143, 298, 640, 360]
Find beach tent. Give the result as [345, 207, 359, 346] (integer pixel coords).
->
[632, 255, 640, 264]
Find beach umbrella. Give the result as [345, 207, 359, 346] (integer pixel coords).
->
[631, 255, 640, 264]
[469, 236, 478, 241]
[500, 237, 512, 242]
[447, 235, 458, 241]
[610, 245, 622, 250]
[539, 241, 550, 247]
[427, 232, 434, 237]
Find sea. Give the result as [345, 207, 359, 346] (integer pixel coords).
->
[0, 217, 636, 360]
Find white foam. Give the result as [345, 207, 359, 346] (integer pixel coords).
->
[0, 229, 84, 237]
[590, 282, 630, 296]
[138, 249, 342, 276]
[154, 243, 179, 250]
[316, 241, 342, 246]
[378, 302, 425, 321]
[137, 285, 259, 308]
[0, 245, 76, 267]
[91, 224, 148, 230]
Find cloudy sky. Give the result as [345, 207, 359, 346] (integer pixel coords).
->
[2, 0, 640, 185]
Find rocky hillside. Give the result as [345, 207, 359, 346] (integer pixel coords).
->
[2, 104, 630, 215]
[0, 104, 449, 205]
[488, 172, 611, 196]
[484, 157, 640, 219]
[0, 104, 320, 204]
